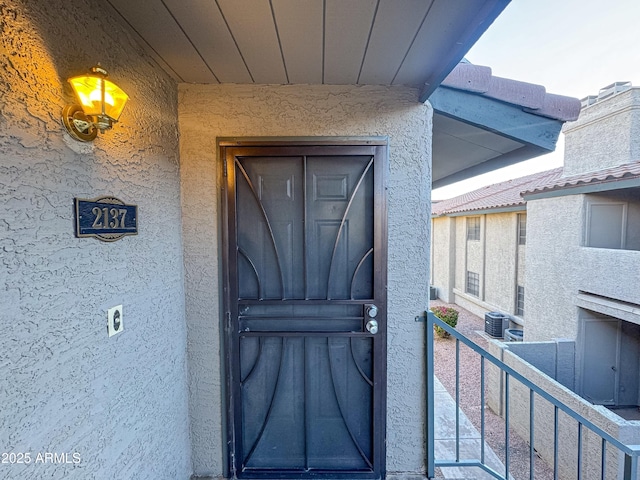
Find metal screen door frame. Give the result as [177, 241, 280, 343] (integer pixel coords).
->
[221, 138, 388, 480]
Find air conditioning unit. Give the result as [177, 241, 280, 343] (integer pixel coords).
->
[484, 312, 508, 338]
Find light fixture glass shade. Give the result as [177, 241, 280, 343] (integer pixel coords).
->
[68, 74, 129, 122]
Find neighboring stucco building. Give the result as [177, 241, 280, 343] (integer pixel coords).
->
[1, 1, 584, 479]
[431, 168, 563, 324]
[523, 83, 640, 407]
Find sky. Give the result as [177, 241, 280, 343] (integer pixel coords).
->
[431, 0, 640, 201]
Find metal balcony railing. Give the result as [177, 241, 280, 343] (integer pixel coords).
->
[426, 311, 640, 480]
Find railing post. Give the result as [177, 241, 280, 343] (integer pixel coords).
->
[624, 448, 639, 480]
[426, 311, 435, 479]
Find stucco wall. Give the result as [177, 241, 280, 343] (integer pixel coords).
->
[454, 219, 466, 292]
[578, 248, 640, 305]
[0, 1, 191, 479]
[431, 216, 456, 303]
[442, 212, 522, 322]
[525, 195, 585, 341]
[516, 244, 525, 287]
[178, 84, 432, 476]
[563, 88, 640, 176]
[484, 213, 518, 313]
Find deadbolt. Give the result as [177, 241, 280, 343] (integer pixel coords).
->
[366, 320, 379, 335]
[366, 304, 378, 318]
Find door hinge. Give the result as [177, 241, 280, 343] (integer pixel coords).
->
[226, 311, 232, 330]
[223, 158, 228, 177]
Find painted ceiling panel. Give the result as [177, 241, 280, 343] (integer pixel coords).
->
[107, 0, 217, 83]
[393, 0, 480, 85]
[432, 130, 505, 180]
[323, 0, 378, 84]
[432, 111, 529, 182]
[163, 0, 251, 83]
[271, 0, 323, 84]
[434, 114, 523, 153]
[107, 0, 510, 88]
[358, 0, 433, 85]
[217, 0, 287, 84]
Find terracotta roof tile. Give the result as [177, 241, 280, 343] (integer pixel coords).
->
[522, 161, 640, 196]
[433, 162, 640, 217]
[432, 168, 563, 216]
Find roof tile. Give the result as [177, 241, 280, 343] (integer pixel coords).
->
[433, 162, 640, 217]
[433, 168, 563, 216]
[523, 161, 640, 196]
[440, 62, 581, 122]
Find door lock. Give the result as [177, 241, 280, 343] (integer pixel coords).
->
[366, 320, 379, 335]
[365, 304, 378, 318]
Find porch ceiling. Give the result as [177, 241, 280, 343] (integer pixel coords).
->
[106, 0, 509, 100]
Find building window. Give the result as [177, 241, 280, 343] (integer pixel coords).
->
[516, 285, 525, 317]
[467, 217, 480, 241]
[517, 213, 527, 245]
[466, 271, 480, 297]
[586, 202, 627, 249]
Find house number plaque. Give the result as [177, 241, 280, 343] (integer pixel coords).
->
[74, 196, 138, 242]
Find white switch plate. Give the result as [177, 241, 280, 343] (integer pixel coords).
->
[107, 305, 124, 337]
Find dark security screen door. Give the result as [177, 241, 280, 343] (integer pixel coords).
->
[222, 141, 387, 479]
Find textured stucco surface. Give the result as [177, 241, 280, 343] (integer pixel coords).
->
[178, 84, 432, 476]
[563, 88, 640, 177]
[454, 220, 466, 292]
[525, 195, 585, 341]
[516, 243, 525, 287]
[434, 212, 523, 322]
[431, 217, 456, 303]
[1, 1, 191, 479]
[484, 213, 518, 313]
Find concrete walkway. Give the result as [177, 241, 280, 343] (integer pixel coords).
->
[434, 375, 512, 480]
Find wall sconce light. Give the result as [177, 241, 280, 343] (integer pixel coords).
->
[62, 65, 129, 142]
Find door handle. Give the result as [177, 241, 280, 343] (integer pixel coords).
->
[366, 320, 379, 334]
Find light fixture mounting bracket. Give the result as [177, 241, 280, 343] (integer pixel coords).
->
[62, 104, 98, 142]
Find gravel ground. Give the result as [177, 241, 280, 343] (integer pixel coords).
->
[431, 300, 555, 480]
